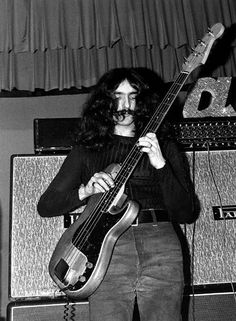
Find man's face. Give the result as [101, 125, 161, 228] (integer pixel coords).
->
[113, 79, 137, 126]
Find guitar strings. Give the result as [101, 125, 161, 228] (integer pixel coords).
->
[63, 71, 191, 266]
[64, 70, 192, 266]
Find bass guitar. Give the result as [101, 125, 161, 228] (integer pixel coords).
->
[49, 23, 224, 299]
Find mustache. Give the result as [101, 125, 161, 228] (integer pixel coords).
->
[113, 109, 135, 118]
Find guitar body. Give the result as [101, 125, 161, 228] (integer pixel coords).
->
[49, 164, 139, 299]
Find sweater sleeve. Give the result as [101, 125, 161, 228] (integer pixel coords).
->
[155, 140, 195, 224]
[37, 145, 87, 217]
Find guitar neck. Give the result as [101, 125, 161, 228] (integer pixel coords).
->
[114, 70, 190, 187]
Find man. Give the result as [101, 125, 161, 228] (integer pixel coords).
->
[38, 67, 194, 321]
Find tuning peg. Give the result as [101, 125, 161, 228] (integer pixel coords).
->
[207, 27, 213, 36]
[198, 39, 206, 46]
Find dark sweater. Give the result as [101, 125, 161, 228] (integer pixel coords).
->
[37, 135, 194, 223]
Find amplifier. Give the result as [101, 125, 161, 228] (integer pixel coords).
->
[132, 289, 236, 320]
[7, 299, 89, 321]
[9, 150, 236, 298]
[33, 117, 236, 154]
[6, 292, 236, 321]
[34, 118, 80, 154]
[182, 291, 236, 321]
[171, 117, 236, 151]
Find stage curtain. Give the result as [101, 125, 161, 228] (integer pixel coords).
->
[0, 0, 235, 91]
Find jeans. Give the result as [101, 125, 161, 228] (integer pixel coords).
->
[89, 222, 184, 321]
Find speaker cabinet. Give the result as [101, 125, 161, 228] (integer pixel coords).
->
[131, 291, 236, 321]
[10, 155, 67, 299]
[9, 150, 236, 299]
[183, 150, 236, 286]
[7, 299, 89, 321]
[182, 292, 236, 321]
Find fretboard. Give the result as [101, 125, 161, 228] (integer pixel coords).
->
[114, 71, 190, 187]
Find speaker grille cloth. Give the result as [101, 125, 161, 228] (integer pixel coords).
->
[10, 156, 66, 298]
[184, 150, 236, 285]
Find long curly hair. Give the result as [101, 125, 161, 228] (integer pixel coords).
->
[76, 67, 168, 149]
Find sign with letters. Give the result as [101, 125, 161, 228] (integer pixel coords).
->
[183, 77, 236, 118]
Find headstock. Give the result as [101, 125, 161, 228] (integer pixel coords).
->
[182, 23, 225, 73]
